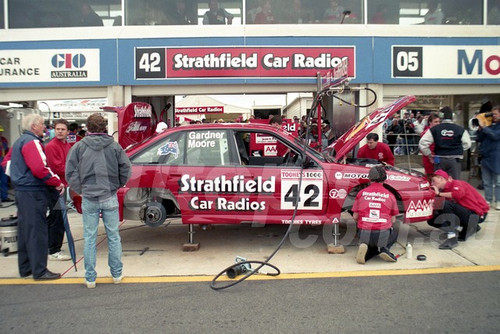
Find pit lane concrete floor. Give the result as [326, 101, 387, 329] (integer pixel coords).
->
[0, 196, 499, 283]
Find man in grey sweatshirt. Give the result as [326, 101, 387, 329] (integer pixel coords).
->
[66, 113, 131, 288]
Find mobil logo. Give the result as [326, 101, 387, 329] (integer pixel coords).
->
[458, 49, 500, 76]
[51, 53, 86, 69]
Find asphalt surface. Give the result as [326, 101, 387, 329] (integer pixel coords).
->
[0, 180, 499, 333]
[1, 271, 499, 333]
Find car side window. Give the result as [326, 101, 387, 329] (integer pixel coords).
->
[185, 130, 230, 166]
[130, 132, 185, 165]
[235, 130, 302, 167]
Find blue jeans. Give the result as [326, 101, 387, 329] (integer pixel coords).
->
[82, 195, 122, 282]
[481, 165, 500, 203]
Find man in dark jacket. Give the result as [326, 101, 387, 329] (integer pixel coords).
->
[7, 114, 64, 280]
[66, 113, 131, 288]
[419, 106, 471, 180]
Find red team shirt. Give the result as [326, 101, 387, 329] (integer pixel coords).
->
[357, 142, 395, 166]
[443, 179, 489, 216]
[352, 182, 399, 230]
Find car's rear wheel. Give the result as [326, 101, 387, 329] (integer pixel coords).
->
[142, 201, 167, 227]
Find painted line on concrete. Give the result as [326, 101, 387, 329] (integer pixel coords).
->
[1, 265, 499, 285]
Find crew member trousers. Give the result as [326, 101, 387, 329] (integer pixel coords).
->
[15, 190, 49, 277]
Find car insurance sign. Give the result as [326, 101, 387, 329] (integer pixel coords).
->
[0, 49, 100, 83]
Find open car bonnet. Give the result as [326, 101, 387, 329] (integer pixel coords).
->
[329, 95, 416, 162]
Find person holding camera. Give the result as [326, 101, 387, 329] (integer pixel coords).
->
[476, 106, 500, 210]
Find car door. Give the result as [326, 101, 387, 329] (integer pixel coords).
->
[163, 127, 242, 224]
[232, 128, 330, 225]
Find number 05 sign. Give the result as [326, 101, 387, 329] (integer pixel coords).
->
[280, 170, 323, 210]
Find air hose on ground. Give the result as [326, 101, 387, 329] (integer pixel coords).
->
[210, 84, 377, 290]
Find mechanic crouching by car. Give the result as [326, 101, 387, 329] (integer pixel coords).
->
[352, 165, 399, 264]
[428, 170, 489, 250]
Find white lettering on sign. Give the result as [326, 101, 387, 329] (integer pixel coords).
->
[337, 172, 369, 180]
[173, 53, 259, 69]
[293, 54, 346, 69]
[134, 105, 152, 118]
[125, 121, 148, 133]
[179, 174, 275, 194]
[187, 131, 224, 148]
[189, 196, 266, 211]
[406, 199, 434, 218]
[281, 219, 322, 225]
[388, 175, 411, 182]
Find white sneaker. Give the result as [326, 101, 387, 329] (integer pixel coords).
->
[356, 243, 368, 264]
[496, 202, 500, 210]
[48, 251, 71, 261]
[113, 275, 123, 284]
[85, 280, 96, 289]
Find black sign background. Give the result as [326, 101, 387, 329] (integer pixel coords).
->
[135, 48, 166, 79]
[392, 46, 423, 78]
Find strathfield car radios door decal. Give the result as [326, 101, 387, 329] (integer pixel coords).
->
[280, 170, 323, 210]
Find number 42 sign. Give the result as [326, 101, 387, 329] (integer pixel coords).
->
[135, 48, 166, 79]
[280, 170, 323, 210]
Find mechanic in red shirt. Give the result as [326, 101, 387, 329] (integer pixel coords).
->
[269, 115, 289, 157]
[428, 170, 490, 249]
[356, 133, 395, 166]
[45, 119, 72, 261]
[352, 165, 399, 264]
[419, 112, 440, 178]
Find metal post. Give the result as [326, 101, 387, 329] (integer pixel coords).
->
[188, 223, 195, 244]
[333, 223, 340, 246]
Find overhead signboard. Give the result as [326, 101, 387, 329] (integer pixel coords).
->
[0, 49, 100, 83]
[175, 106, 224, 114]
[391, 45, 500, 79]
[135, 46, 356, 80]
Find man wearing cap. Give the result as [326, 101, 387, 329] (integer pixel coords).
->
[352, 165, 399, 264]
[419, 106, 471, 180]
[428, 169, 490, 249]
[356, 133, 395, 166]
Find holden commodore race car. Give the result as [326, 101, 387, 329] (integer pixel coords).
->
[82, 95, 434, 231]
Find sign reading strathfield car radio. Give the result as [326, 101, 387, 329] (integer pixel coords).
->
[0, 49, 100, 83]
[134, 46, 355, 79]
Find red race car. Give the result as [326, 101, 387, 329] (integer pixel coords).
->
[73, 95, 433, 230]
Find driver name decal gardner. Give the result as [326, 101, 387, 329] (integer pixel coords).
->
[179, 174, 275, 211]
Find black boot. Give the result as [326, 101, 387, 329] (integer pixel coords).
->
[439, 236, 458, 249]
